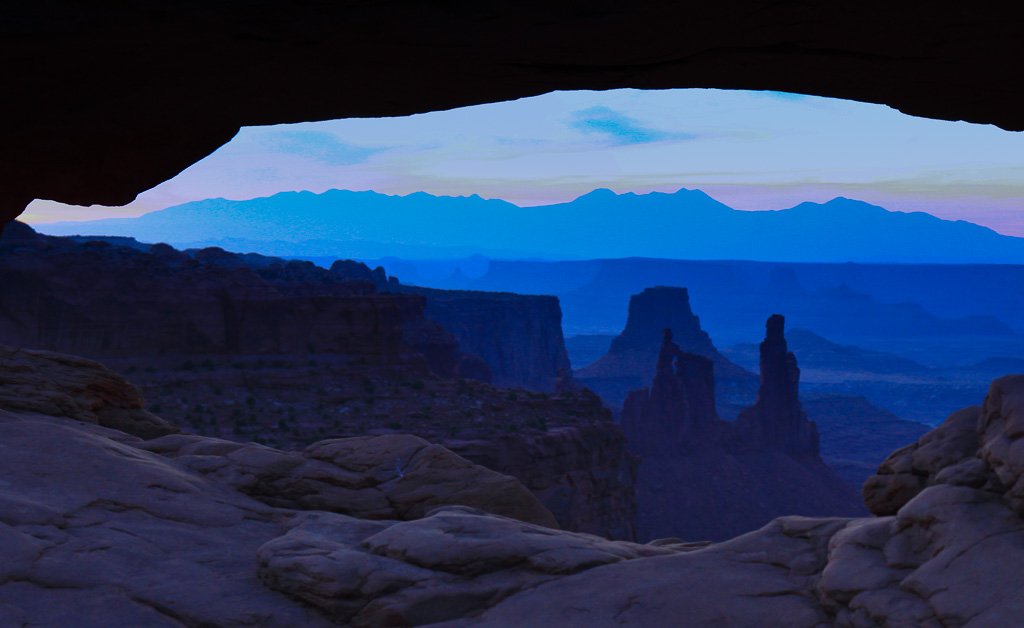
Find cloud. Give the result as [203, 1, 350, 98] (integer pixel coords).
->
[569, 106, 696, 145]
[261, 130, 383, 165]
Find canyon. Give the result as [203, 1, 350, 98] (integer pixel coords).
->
[0, 224, 635, 540]
[620, 316, 864, 541]
[401, 286, 574, 393]
[4, 4, 1024, 625]
[3, 337, 1024, 625]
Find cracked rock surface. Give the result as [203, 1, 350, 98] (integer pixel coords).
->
[257, 506, 681, 627]
[137, 432, 558, 528]
[5, 347, 1024, 626]
[434, 483, 1024, 627]
[0, 410, 331, 628]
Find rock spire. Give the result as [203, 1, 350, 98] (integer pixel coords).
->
[735, 314, 819, 456]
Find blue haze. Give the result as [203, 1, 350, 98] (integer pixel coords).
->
[37, 188, 1024, 264]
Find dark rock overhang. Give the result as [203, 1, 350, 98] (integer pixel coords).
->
[4, 1, 1023, 224]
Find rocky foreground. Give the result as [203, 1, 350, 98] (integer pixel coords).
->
[3, 347, 1024, 626]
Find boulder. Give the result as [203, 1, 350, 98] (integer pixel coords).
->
[257, 506, 679, 627]
[138, 432, 559, 528]
[864, 373, 1024, 518]
[0, 344, 176, 439]
[440, 484, 1024, 628]
[863, 405, 986, 516]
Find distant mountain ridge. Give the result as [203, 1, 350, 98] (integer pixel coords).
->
[35, 187, 1024, 263]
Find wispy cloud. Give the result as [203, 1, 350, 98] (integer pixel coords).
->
[261, 130, 383, 165]
[569, 106, 696, 145]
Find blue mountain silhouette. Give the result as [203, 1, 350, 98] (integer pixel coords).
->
[37, 188, 1024, 263]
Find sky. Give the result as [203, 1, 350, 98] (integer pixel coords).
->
[23, 88, 1024, 236]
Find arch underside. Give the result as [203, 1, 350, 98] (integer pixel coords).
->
[3, 1, 1022, 224]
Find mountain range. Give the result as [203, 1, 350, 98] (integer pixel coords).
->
[36, 187, 1024, 264]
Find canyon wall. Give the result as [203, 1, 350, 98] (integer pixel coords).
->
[0, 223, 477, 380]
[1, 225, 635, 540]
[405, 286, 575, 392]
[443, 422, 638, 541]
[2, 225, 571, 393]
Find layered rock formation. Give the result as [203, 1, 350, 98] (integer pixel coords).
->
[1, 224, 579, 391]
[140, 432, 557, 528]
[0, 344, 177, 439]
[576, 286, 757, 418]
[619, 328, 722, 455]
[860, 373, 1024, 521]
[404, 286, 575, 392]
[0, 224, 480, 381]
[256, 506, 683, 627]
[0, 229, 638, 539]
[735, 314, 820, 457]
[443, 423, 639, 541]
[6, 349, 1024, 626]
[116, 356, 637, 540]
[620, 317, 864, 541]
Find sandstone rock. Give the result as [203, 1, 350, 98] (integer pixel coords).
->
[0, 344, 176, 439]
[433, 516, 847, 628]
[735, 314, 820, 457]
[7, 367, 1024, 626]
[0, 409, 334, 628]
[576, 286, 756, 416]
[0, 227, 429, 369]
[138, 432, 559, 528]
[431, 484, 1024, 628]
[330, 258, 390, 290]
[620, 328, 721, 455]
[405, 286, 575, 392]
[618, 319, 863, 541]
[308, 435, 558, 526]
[148, 241, 190, 264]
[257, 505, 678, 627]
[864, 373, 1024, 521]
[863, 405, 985, 516]
[978, 373, 1024, 516]
[442, 424, 639, 541]
[609, 287, 719, 357]
[819, 484, 1024, 627]
[398, 298, 494, 383]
